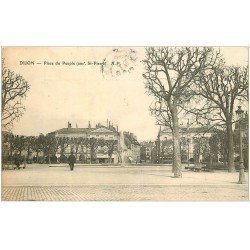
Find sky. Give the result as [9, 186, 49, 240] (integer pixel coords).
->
[2, 47, 248, 141]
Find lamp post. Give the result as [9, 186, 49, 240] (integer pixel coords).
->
[187, 138, 190, 168]
[235, 106, 246, 184]
[187, 120, 190, 168]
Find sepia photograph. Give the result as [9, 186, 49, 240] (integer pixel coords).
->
[1, 1, 250, 250]
[1, 46, 249, 201]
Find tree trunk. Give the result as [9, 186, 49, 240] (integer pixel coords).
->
[10, 146, 13, 157]
[48, 154, 51, 164]
[209, 155, 213, 166]
[108, 153, 112, 164]
[171, 105, 182, 178]
[196, 146, 201, 164]
[27, 147, 30, 160]
[157, 140, 161, 163]
[75, 147, 78, 162]
[90, 149, 93, 164]
[226, 122, 235, 172]
[36, 151, 39, 163]
[42, 151, 46, 164]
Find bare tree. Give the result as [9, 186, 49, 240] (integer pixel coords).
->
[2, 132, 14, 159]
[101, 48, 138, 77]
[51, 136, 60, 157]
[71, 137, 84, 160]
[209, 130, 227, 164]
[2, 61, 30, 130]
[32, 136, 42, 162]
[24, 136, 36, 161]
[13, 135, 26, 156]
[104, 139, 118, 163]
[59, 137, 70, 158]
[143, 47, 222, 177]
[88, 138, 99, 164]
[193, 136, 210, 163]
[192, 65, 248, 172]
[44, 135, 59, 163]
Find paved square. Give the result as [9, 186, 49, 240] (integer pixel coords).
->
[1, 164, 249, 201]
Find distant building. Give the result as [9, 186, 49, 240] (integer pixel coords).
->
[121, 132, 141, 163]
[48, 121, 141, 164]
[48, 121, 119, 163]
[49, 122, 119, 140]
[140, 141, 156, 163]
[156, 124, 217, 164]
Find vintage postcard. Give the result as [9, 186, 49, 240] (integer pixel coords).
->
[1, 47, 248, 201]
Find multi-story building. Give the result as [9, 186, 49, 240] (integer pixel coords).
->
[140, 141, 156, 163]
[48, 121, 119, 163]
[48, 121, 141, 164]
[120, 132, 140, 163]
[156, 124, 217, 164]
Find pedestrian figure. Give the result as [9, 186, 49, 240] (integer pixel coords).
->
[68, 152, 76, 171]
[13, 153, 21, 170]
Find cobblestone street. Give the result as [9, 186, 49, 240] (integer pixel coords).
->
[2, 184, 248, 201]
[1, 164, 248, 201]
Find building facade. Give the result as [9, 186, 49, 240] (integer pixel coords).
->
[48, 121, 141, 164]
[140, 141, 156, 163]
[120, 132, 141, 163]
[48, 122, 119, 163]
[156, 124, 217, 164]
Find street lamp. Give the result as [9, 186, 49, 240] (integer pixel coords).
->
[235, 106, 246, 184]
[187, 120, 190, 168]
[187, 138, 190, 168]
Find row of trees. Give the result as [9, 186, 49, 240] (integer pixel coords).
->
[143, 47, 248, 177]
[3, 133, 118, 164]
[141, 129, 248, 168]
[193, 130, 248, 166]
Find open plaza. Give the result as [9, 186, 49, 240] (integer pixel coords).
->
[1, 164, 248, 201]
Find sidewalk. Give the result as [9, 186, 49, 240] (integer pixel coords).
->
[2, 164, 248, 186]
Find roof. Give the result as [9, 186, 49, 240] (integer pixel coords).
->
[48, 128, 92, 135]
[91, 127, 118, 134]
[48, 126, 118, 135]
[161, 126, 218, 136]
[140, 141, 155, 147]
[124, 132, 140, 148]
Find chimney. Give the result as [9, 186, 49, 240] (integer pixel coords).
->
[68, 122, 72, 129]
[88, 121, 91, 128]
[109, 121, 110, 128]
[116, 125, 118, 132]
